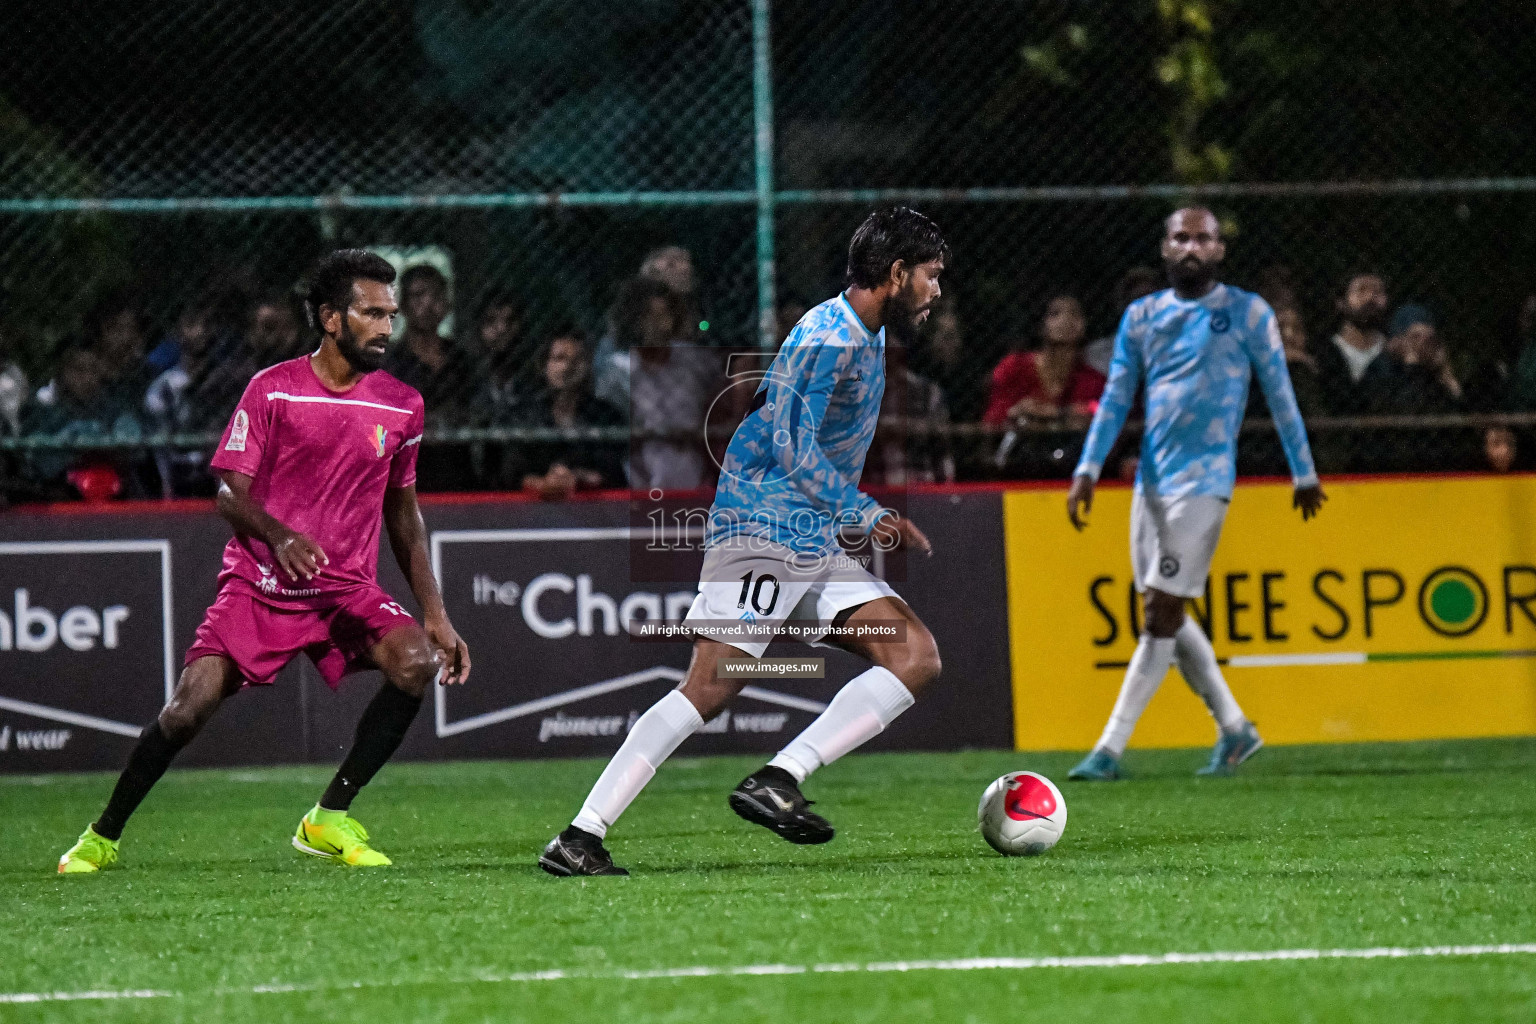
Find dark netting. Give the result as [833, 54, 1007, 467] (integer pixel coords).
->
[1, 0, 1534, 502]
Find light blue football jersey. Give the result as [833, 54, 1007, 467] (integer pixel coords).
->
[1076, 284, 1318, 500]
[708, 294, 888, 556]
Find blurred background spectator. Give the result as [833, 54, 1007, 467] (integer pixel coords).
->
[21, 346, 144, 498]
[142, 296, 231, 497]
[870, 348, 954, 486]
[1083, 267, 1160, 375]
[774, 293, 810, 349]
[386, 264, 475, 423]
[984, 293, 1104, 480]
[496, 330, 625, 498]
[984, 293, 1103, 429]
[916, 299, 982, 424]
[639, 245, 706, 344]
[1388, 303, 1463, 412]
[1241, 302, 1342, 475]
[1318, 271, 1396, 416]
[1502, 294, 1536, 413]
[0, 324, 27, 438]
[624, 280, 721, 492]
[83, 293, 152, 414]
[595, 276, 683, 416]
[467, 292, 526, 427]
[387, 264, 475, 489]
[1485, 425, 1518, 473]
[246, 292, 305, 366]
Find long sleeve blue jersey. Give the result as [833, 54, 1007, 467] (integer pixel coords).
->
[1076, 284, 1318, 500]
[708, 294, 887, 556]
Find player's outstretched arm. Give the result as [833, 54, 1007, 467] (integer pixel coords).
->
[1245, 300, 1323, 521]
[383, 484, 470, 685]
[1073, 309, 1143, 487]
[216, 471, 329, 582]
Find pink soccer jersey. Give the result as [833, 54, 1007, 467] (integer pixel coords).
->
[210, 355, 426, 608]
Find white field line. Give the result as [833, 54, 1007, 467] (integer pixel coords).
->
[1227, 652, 1368, 668]
[4, 943, 1535, 1003]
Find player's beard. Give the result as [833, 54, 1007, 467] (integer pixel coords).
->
[882, 285, 928, 346]
[336, 320, 386, 373]
[1165, 255, 1216, 294]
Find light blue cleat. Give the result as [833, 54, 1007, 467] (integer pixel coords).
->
[1198, 721, 1264, 776]
[1068, 747, 1123, 781]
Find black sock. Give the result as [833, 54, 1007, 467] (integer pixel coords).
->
[320, 683, 423, 812]
[95, 722, 185, 841]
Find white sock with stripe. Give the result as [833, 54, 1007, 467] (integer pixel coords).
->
[768, 667, 915, 782]
[572, 689, 704, 838]
[1097, 635, 1177, 757]
[1174, 618, 1246, 734]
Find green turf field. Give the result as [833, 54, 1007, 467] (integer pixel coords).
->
[4, 738, 1536, 1023]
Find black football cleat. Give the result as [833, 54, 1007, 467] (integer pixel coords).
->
[539, 826, 629, 877]
[728, 766, 835, 845]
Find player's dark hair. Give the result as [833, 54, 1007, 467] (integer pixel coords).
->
[399, 263, 448, 298]
[845, 206, 950, 290]
[304, 249, 397, 334]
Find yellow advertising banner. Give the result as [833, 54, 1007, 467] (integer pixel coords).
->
[1004, 476, 1536, 750]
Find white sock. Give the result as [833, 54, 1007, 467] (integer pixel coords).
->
[571, 689, 703, 838]
[768, 666, 915, 782]
[1096, 636, 1177, 757]
[1174, 618, 1246, 734]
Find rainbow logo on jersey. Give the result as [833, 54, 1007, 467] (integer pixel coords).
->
[373, 424, 387, 457]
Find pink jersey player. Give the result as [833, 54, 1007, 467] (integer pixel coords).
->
[183, 356, 430, 685]
[59, 250, 471, 873]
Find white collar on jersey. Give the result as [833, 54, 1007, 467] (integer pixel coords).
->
[1166, 282, 1229, 309]
[837, 292, 881, 341]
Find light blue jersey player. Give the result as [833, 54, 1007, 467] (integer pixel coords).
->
[707, 294, 891, 557]
[1066, 208, 1327, 783]
[542, 207, 950, 876]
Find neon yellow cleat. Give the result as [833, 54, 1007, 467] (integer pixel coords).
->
[58, 825, 119, 874]
[292, 806, 392, 867]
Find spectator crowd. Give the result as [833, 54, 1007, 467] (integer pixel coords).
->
[3, 248, 1535, 506]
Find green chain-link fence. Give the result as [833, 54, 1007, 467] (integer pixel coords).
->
[2, 0, 1534, 500]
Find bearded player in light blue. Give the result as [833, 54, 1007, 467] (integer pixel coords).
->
[1066, 207, 1326, 781]
[541, 207, 946, 876]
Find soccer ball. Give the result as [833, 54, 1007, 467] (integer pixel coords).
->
[977, 771, 1067, 856]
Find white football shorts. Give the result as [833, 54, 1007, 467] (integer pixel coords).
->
[683, 537, 898, 658]
[1130, 491, 1229, 598]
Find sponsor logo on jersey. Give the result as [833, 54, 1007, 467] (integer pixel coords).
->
[373, 424, 387, 457]
[256, 563, 281, 595]
[226, 409, 249, 451]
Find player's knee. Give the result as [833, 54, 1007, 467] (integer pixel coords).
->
[157, 701, 205, 745]
[1144, 595, 1184, 638]
[887, 631, 942, 693]
[679, 677, 736, 720]
[389, 644, 440, 698]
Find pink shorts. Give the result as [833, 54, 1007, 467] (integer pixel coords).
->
[185, 580, 417, 688]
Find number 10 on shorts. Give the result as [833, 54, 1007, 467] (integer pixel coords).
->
[737, 573, 780, 615]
